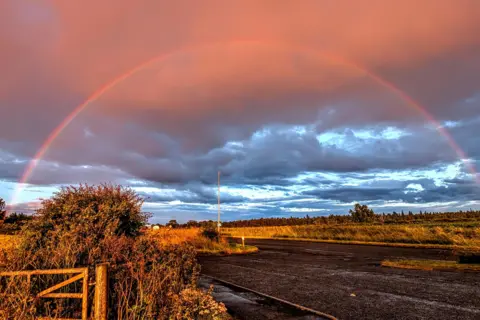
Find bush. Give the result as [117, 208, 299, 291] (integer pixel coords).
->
[202, 228, 220, 242]
[170, 286, 228, 320]
[0, 184, 228, 319]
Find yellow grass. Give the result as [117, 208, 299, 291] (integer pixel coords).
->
[148, 227, 202, 246]
[148, 228, 258, 255]
[1, 230, 259, 257]
[381, 259, 480, 272]
[223, 224, 480, 249]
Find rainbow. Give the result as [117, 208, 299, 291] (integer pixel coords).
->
[11, 40, 478, 204]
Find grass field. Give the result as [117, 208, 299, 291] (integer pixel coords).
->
[148, 228, 258, 255]
[382, 259, 480, 271]
[223, 223, 480, 249]
[1, 229, 258, 256]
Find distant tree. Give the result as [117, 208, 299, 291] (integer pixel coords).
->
[166, 219, 179, 229]
[0, 197, 6, 226]
[349, 203, 375, 223]
[200, 220, 217, 230]
[378, 213, 385, 224]
[185, 220, 199, 228]
[4, 212, 31, 225]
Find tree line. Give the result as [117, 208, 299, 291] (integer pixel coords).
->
[174, 204, 480, 228]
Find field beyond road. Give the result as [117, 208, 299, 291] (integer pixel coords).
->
[223, 222, 480, 249]
[199, 238, 480, 320]
[1, 229, 258, 258]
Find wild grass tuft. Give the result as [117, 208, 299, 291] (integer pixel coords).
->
[381, 259, 480, 272]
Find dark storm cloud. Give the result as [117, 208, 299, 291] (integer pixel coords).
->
[0, 148, 132, 186]
[5, 114, 479, 188]
[139, 183, 248, 204]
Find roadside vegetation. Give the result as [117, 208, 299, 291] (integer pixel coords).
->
[221, 204, 480, 249]
[148, 227, 258, 255]
[0, 186, 230, 319]
[381, 259, 480, 272]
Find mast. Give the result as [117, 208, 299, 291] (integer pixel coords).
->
[217, 171, 221, 233]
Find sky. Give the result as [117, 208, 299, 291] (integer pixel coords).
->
[1, 0, 480, 223]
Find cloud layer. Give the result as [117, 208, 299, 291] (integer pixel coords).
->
[1, 0, 479, 220]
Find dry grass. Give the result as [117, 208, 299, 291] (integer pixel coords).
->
[149, 228, 202, 246]
[2, 228, 260, 259]
[148, 228, 258, 255]
[381, 259, 480, 272]
[223, 224, 480, 249]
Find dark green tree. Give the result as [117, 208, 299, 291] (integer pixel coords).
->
[167, 219, 179, 229]
[185, 220, 199, 228]
[349, 203, 375, 223]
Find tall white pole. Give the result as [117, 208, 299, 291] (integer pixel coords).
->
[217, 171, 221, 233]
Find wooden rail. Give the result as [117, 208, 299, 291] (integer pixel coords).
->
[0, 268, 89, 320]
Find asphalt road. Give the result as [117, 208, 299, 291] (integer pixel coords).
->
[199, 239, 480, 320]
[198, 276, 327, 320]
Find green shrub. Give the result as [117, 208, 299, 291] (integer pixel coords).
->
[202, 229, 220, 242]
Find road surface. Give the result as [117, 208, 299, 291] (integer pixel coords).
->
[198, 275, 328, 320]
[199, 239, 480, 320]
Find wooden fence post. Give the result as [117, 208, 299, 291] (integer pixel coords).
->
[94, 263, 109, 320]
[82, 268, 89, 320]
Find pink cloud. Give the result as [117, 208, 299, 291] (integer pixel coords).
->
[1, 0, 480, 183]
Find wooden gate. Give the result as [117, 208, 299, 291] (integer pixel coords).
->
[0, 264, 108, 320]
